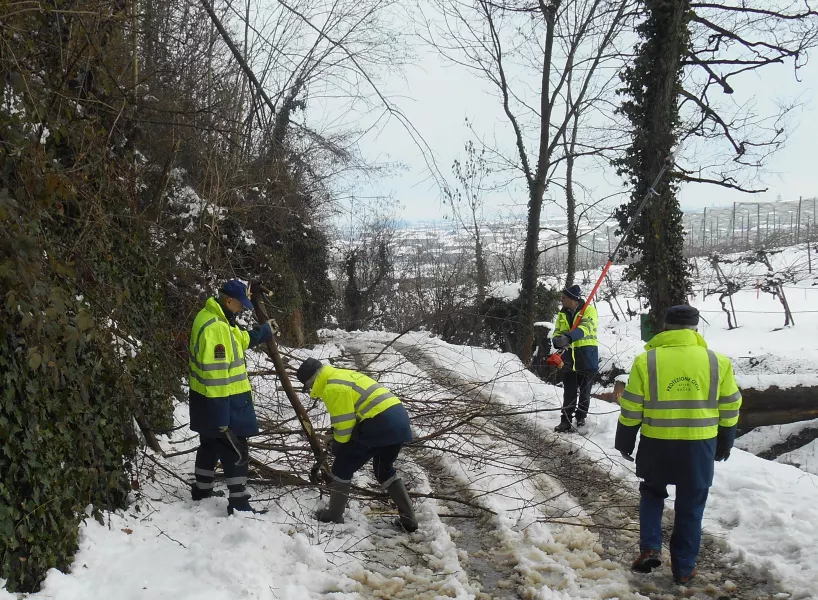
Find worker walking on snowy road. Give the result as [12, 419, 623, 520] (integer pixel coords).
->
[552, 284, 599, 432]
[615, 305, 742, 585]
[296, 358, 418, 532]
[188, 280, 274, 515]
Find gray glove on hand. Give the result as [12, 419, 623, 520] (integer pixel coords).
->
[321, 432, 334, 450]
[553, 335, 570, 349]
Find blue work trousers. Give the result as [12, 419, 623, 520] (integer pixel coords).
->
[331, 441, 403, 485]
[639, 481, 709, 578]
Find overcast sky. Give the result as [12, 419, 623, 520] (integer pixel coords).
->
[341, 33, 818, 224]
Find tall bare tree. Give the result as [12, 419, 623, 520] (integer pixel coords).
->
[615, 0, 818, 326]
[421, 0, 635, 362]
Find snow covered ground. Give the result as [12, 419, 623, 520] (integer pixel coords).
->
[4, 244, 817, 599]
[348, 328, 818, 597]
[736, 419, 818, 455]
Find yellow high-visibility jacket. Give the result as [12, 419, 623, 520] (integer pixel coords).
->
[189, 297, 251, 397]
[553, 302, 599, 372]
[188, 297, 258, 436]
[619, 329, 742, 440]
[310, 366, 402, 443]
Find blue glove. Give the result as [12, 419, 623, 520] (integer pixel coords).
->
[248, 322, 273, 348]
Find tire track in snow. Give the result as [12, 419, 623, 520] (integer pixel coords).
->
[341, 339, 524, 599]
[410, 450, 523, 600]
[318, 347, 476, 600]
[343, 338, 644, 600]
[392, 340, 795, 600]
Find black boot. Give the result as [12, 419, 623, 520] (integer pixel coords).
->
[227, 496, 267, 516]
[554, 420, 572, 433]
[316, 480, 350, 524]
[191, 485, 225, 500]
[386, 478, 418, 532]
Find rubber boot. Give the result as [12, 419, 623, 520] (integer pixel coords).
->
[191, 485, 225, 500]
[386, 478, 418, 532]
[227, 495, 268, 516]
[316, 480, 350, 524]
[554, 420, 572, 433]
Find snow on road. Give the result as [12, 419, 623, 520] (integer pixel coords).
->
[343, 325, 818, 598]
[345, 338, 645, 600]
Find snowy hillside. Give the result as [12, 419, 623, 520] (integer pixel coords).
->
[4, 244, 817, 600]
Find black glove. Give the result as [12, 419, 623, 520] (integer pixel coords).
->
[715, 426, 734, 462]
[715, 447, 731, 462]
[331, 439, 344, 457]
[553, 335, 570, 349]
[614, 422, 637, 460]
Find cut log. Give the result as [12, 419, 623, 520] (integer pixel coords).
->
[591, 374, 818, 432]
[593, 380, 625, 404]
[738, 384, 818, 431]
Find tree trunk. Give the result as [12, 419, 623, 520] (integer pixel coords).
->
[519, 2, 557, 365]
[643, 0, 690, 327]
[474, 235, 488, 302]
[564, 116, 579, 288]
[615, 0, 692, 331]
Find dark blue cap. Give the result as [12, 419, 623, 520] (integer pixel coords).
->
[562, 285, 582, 301]
[664, 304, 699, 326]
[296, 358, 323, 385]
[221, 280, 253, 310]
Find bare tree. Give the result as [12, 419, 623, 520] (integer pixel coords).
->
[444, 138, 492, 301]
[678, 1, 818, 193]
[420, 0, 636, 362]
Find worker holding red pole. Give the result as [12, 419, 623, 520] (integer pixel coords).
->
[552, 285, 599, 432]
[545, 144, 684, 431]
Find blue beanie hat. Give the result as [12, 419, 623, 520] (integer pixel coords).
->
[562, 285, 582, 301]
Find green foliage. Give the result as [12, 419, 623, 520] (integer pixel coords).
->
[480, 284, 561, 355]
[0, 0, 336, 586]
[614, 0, 692, 329]
[0, 279, 133, 592]
[0, 4, 177, 590]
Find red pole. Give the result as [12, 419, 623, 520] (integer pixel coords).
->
[545, 144, 683, 366]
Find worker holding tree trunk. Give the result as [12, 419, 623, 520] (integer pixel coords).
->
[552, 285, 599, 432]
[296, 358, 418, 532]
[616, 305, 742, 585]
[188, 280, 274, 515]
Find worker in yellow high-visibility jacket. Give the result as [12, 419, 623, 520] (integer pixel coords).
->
[188, 280, 274, 515]
[552, 284, 599, 432]
[615, 305, 742, 586]
[296, 358, 417, 532]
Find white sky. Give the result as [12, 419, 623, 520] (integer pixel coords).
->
[339, 37, 818, 224]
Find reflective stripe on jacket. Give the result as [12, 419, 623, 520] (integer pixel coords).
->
[554, 301, 599, 371]
[310, 366, 402, 443]
[188, 297, 252, 397]
[619, 329, 742, 441]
